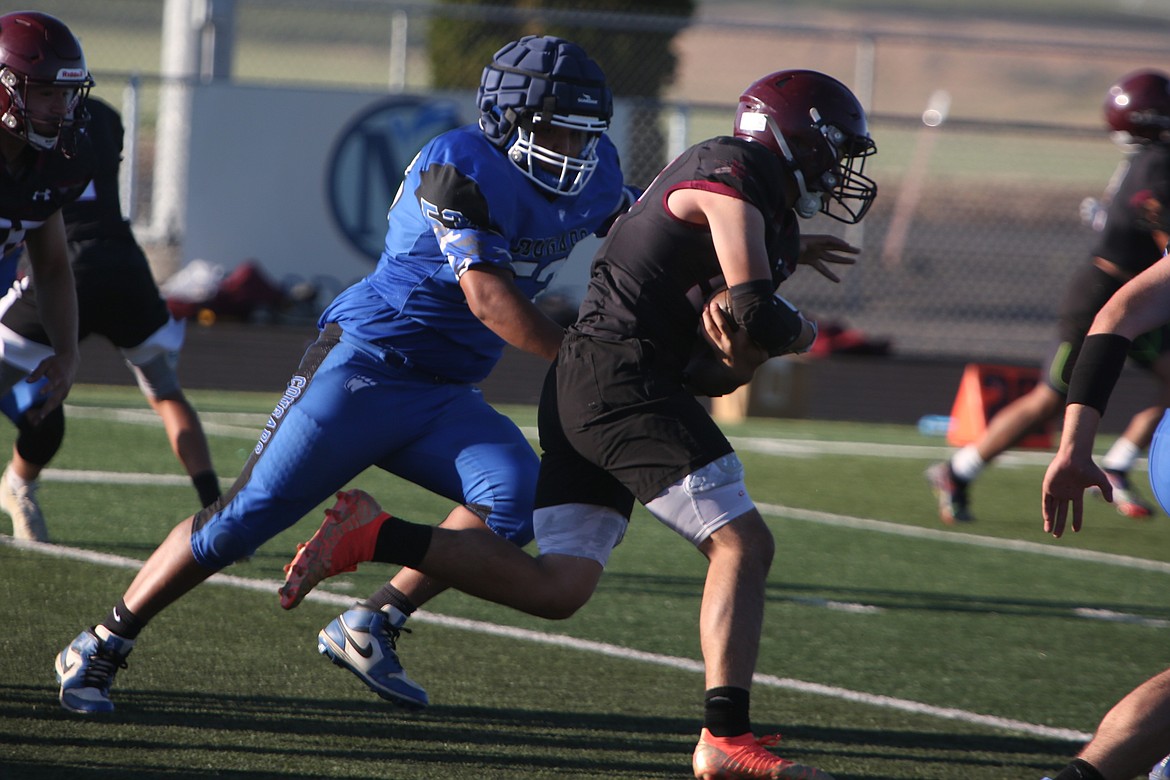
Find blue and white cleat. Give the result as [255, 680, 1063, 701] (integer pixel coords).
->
[318, 604, 428, 710]
[55, 627, 134, 714]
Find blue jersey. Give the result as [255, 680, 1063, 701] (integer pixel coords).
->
[322, 123, 627, 383]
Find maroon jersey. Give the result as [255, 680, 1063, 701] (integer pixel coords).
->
[570, 135, 800, 373]
[0, 135, 92, 258]
[1093, 142, 1170, 276]
[62, 98, 132, 243]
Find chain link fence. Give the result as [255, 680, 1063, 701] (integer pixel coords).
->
[35, 0, 1170, 361]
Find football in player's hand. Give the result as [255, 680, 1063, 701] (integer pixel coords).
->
[704, 287, 736, 332]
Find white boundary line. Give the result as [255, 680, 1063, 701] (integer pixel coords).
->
[3, 531, 1091, 744]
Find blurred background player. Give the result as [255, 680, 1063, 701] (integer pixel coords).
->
[0, 94, 223, 543]
[281, 68, 876, 780]
[0, 10, 91, 539]
[927, 68, 1170, 525]
[54, 34, 635, 716]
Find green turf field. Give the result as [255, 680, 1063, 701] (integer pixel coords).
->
[3, 385, 1168, 778]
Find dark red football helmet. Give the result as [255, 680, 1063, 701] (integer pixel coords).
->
[0, 11, 93, 151]
[734, 69, 877, 223]
[1104, 69, 1170, 144]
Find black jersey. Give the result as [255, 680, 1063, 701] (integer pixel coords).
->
[570, 136, 799, 373]
[0, 133, 92, 258]
[1092, 142, 1170, 275]
[62, 98, 133, 243]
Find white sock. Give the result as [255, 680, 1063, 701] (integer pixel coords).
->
[1101, 438, 1141, 473]
[950, 446, 985, 483]
[5, 465, 33, 490]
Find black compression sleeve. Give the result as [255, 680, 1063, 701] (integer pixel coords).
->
[727, 280, 805, 356]
[1065, 333, 1132, 414]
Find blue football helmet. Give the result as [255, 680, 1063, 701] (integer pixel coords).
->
[478, 35, 612, 196]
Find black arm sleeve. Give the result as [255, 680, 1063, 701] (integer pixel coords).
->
[728, 280, 806, 356]
[1065, 333, 1132, 414]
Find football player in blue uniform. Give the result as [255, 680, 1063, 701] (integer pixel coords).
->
[0, 11, 91, 540]
[282, 69, 876, 779]
[0, 96, 223, 544]
[54, 34, 636, 716]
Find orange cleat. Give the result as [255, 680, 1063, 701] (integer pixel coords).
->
[692, 729, 835, 780]
[279, 489, 389, 609]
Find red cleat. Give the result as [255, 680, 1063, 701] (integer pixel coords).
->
[279, 489, 389, 609]
[692, 729, 835, 780]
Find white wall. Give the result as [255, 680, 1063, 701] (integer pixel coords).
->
[182, 83, 631, 303]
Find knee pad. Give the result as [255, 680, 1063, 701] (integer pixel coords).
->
[122, 317, 185, 400]
[533, 503, 627, 566]
[16, 403, 64, 465]
[644, 453, 756, 546]
[124, 351, 182, 401]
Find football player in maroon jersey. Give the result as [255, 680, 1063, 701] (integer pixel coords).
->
[928, 69, 1170, 526]
[0, 10, 92, 541]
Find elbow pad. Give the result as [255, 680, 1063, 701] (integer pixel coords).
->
[728, 280, 808, 356]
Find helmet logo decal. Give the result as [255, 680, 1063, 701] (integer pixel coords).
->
[738, 112, 767, 133]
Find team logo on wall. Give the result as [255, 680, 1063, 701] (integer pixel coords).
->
[327, 95, 462, 261]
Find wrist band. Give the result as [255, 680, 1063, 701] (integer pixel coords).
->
[1065, 333, 1132, 414]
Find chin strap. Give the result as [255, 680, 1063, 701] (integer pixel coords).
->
[766, 114, 822, 218]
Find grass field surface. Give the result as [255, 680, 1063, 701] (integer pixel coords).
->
[3, 385, 1169, 778]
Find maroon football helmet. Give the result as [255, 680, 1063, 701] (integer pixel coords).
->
[0, 11, 93, 151]
[1104, 69, 1170, 144]
[734, 69, 877, 223]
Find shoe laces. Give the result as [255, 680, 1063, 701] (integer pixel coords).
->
[376, 617, 411, 651]
[83, 647, 129, 690]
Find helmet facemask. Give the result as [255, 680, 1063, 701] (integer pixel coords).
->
[477, 35, 613, 198]
[508, 111, 607, 196]
[743, 106, 876, 224]
[0, 67, 89, 151]
[0, 11, 93, 154]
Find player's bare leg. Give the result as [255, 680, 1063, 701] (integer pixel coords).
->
[691, 510, 835, 779]
[1076, 667, 1170, 780]
[148, 393, 221, 507]
[929, 384, 1063, 525]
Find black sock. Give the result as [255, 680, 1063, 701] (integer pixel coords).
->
[361, 583, 417, 615]
[100, 598, 145, 640]
[372, 517, 433, 569]
[192, 470, 221, 508]
[703, 686, 751, 737]
[1052, 759, 1107, 780]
